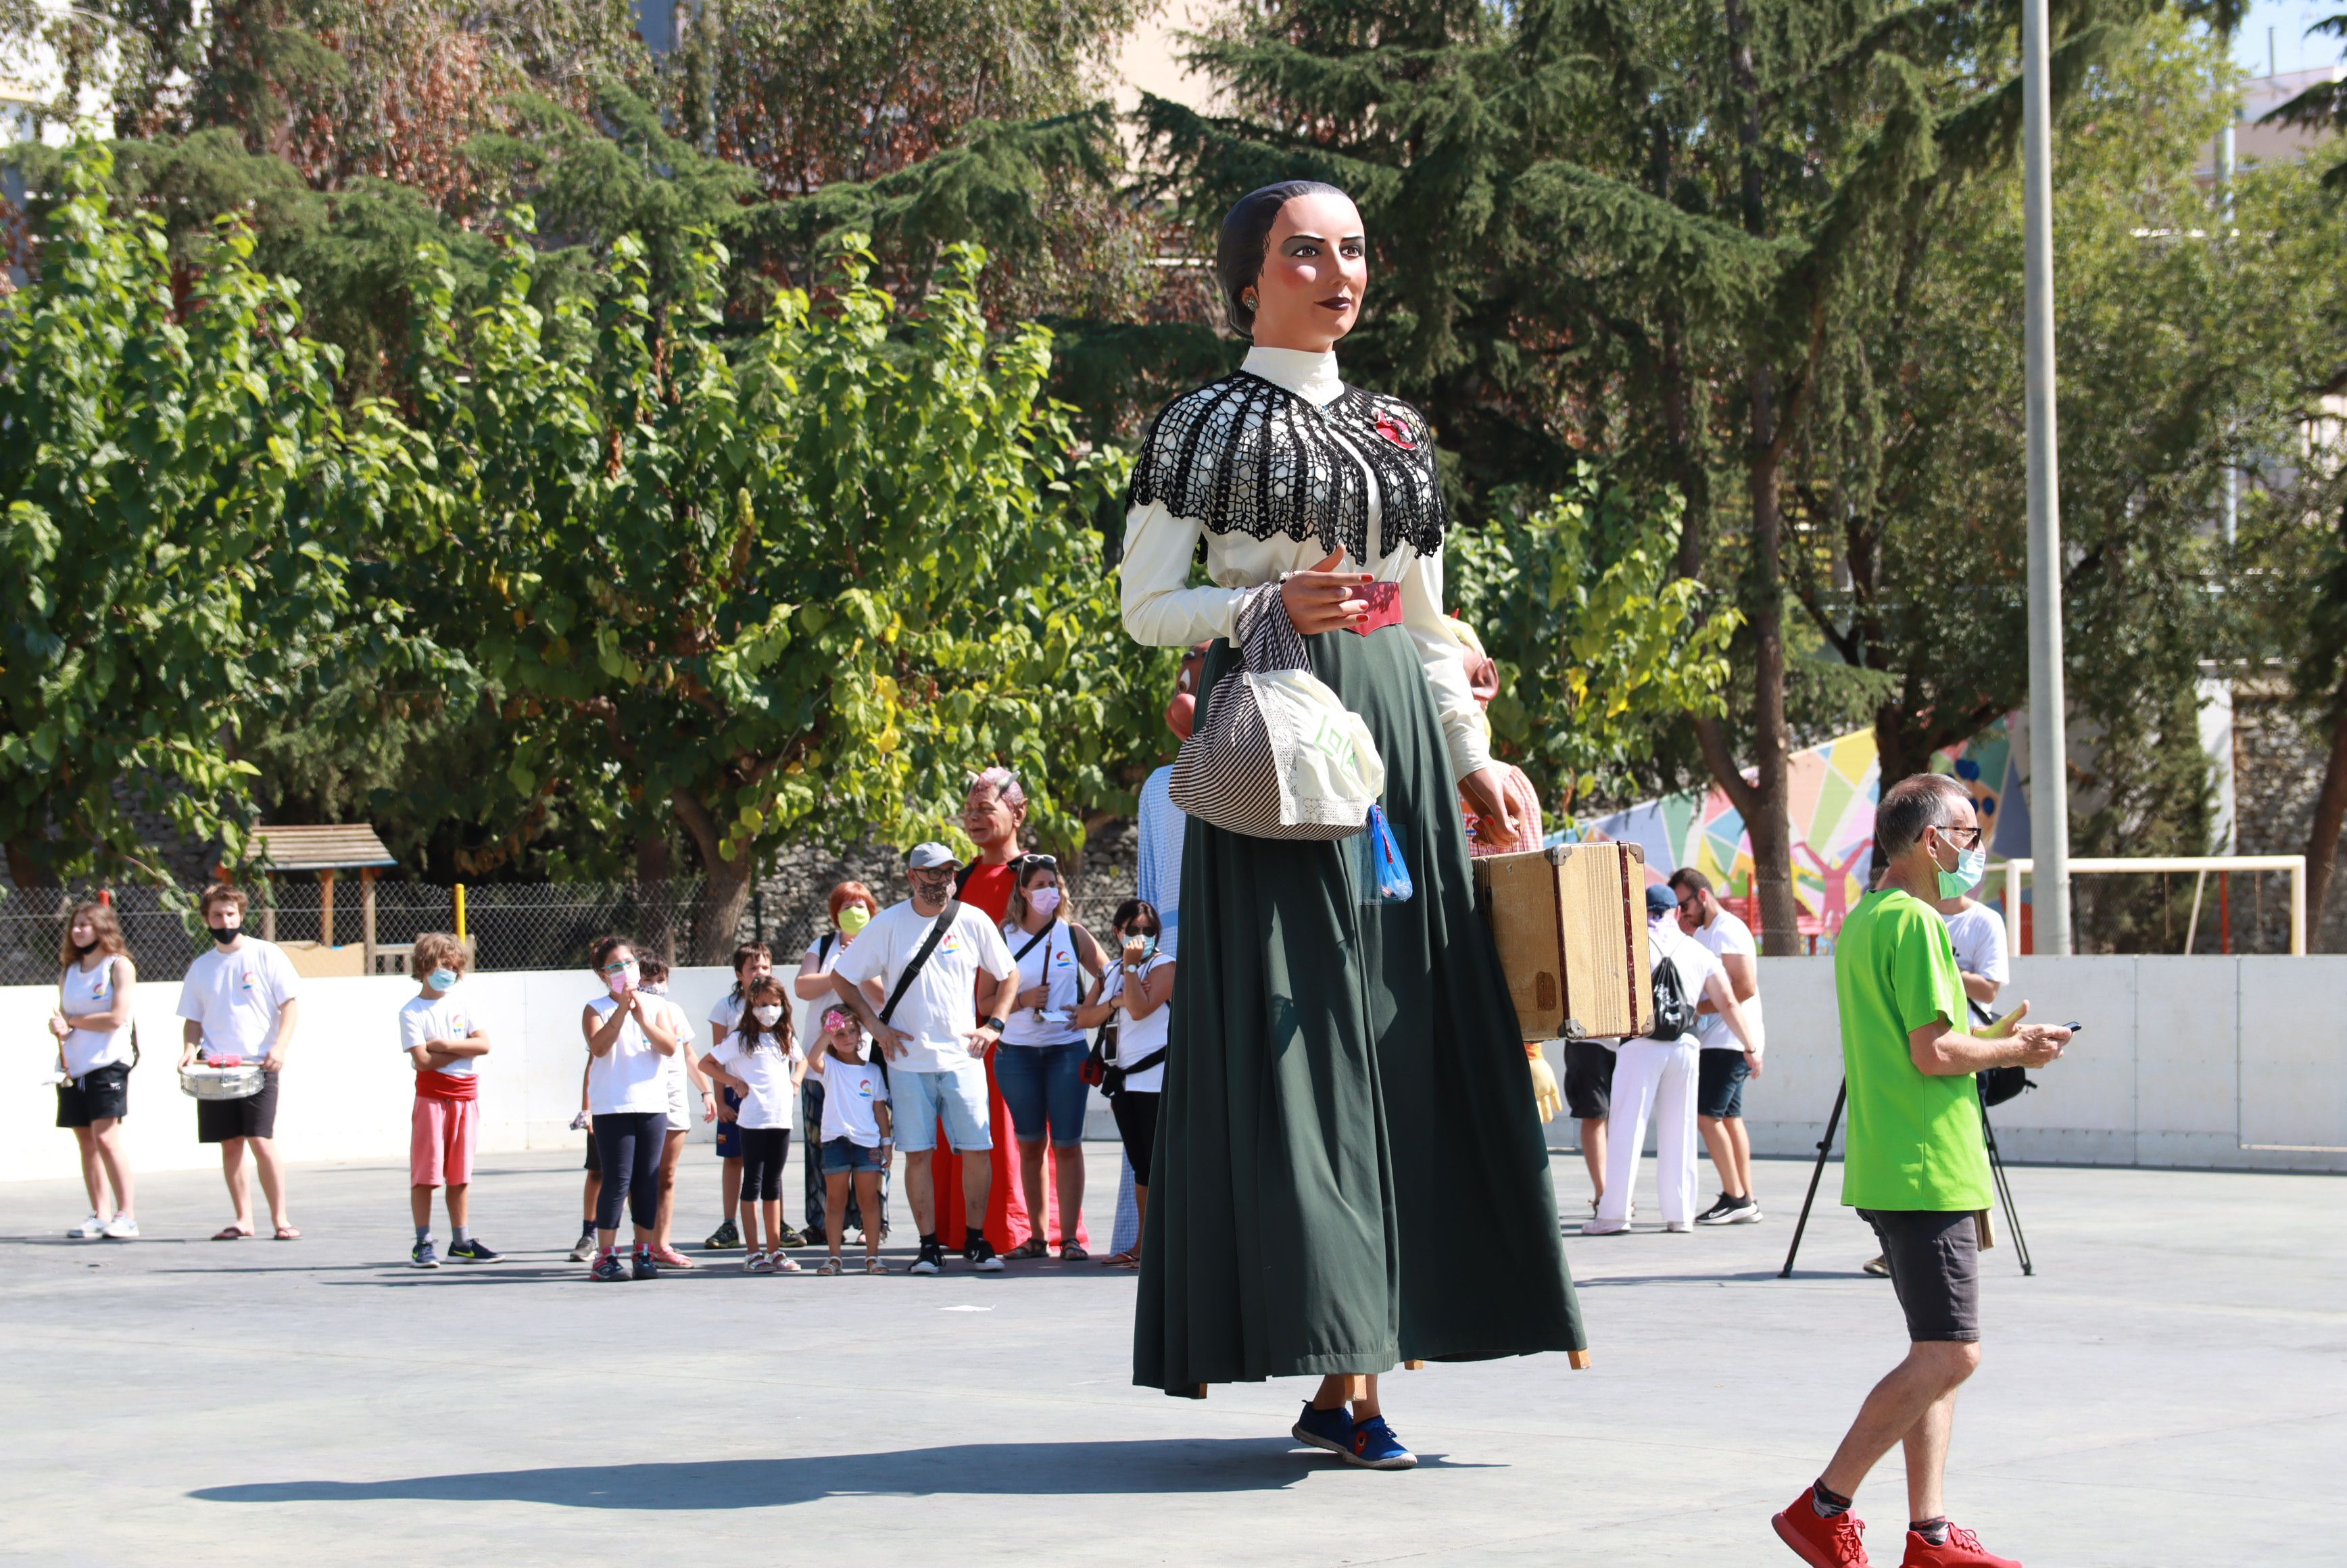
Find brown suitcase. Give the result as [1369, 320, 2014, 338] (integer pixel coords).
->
[1472, 843, 1653, 1040]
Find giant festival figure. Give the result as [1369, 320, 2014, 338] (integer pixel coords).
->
[1118, 180, 1589, 1469]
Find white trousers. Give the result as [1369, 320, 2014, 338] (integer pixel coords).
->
[1597, 1039, 1699, 1225]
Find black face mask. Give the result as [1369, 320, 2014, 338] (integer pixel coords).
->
[208, 925, 241, 947]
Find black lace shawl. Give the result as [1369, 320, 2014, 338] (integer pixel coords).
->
[1125, 371, 1446, 564]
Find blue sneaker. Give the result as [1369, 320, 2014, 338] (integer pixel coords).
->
[1291, 1401, 1356, 1456]
[409, 1239, 439, 1269]
[1345, 1415, 1417, 1471]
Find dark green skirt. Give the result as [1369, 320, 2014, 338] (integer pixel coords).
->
[1133, 621, 1588, 1395]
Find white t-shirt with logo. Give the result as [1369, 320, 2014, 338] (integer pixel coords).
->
[831, 900, 1016, 1073]
[998, 919, 1088, 1047]
[61, 955, 134, 1077]
[710, 1034, 794, 1130]
[1688, 906, 1764, 1052]
[813, 1051, 892, 1146]
[584, 993, 669, 1115]
[399, 992, 478, 1078]
[1103, 952, 1175, 1094]
[176, 938, 302, 1061]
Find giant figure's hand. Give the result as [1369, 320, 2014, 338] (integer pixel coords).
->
[1526, 1048, 1563, 1123]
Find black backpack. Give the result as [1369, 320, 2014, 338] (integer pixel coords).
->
[1648, 948, 1700, 1041]
[1969, 999, 2035, 1108]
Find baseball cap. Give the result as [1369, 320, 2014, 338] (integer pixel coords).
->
[1645, 883, 1678, 918]
[906, 841, 963, 871]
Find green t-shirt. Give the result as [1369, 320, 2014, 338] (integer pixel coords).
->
[1833, 888, 1993, 1212]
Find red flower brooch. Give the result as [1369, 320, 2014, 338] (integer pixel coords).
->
[1373, 410, 1417, 450]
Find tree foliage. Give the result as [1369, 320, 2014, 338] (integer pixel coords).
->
[404, 217, 1164, 954]
[0, 146, 431, 891]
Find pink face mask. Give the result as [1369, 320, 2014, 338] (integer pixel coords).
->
[606, 960, 639, 998]
[1028, 887, 1062, 918]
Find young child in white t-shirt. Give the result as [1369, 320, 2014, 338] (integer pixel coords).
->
[400, 932, 496, 1269]
[809, 1006, 892, 1276]
[702, 975, 802, 1274]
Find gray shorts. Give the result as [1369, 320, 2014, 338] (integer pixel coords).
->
[1860, 1207, 1981, 1342]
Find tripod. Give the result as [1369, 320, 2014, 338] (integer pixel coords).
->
[1779, 1080, 2033, 1278]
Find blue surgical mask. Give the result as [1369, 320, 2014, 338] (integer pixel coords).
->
[1127, 933, 1159, 962]
[1936, 836, 1987, 899]
[428, 968, 460, 992]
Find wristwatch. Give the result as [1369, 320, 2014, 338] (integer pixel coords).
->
[979, 1016, 1006, 1034]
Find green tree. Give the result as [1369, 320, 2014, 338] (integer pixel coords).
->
[407, 218, 1159, 956]
[1449, 468, 1739, 818]
[0, 144, 432, 890]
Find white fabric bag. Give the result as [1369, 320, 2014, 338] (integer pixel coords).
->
[1169, 585, 1384, 840]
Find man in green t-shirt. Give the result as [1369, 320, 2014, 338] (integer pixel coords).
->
[1773, 774, 2070, 1568]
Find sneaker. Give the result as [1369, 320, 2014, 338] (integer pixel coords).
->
[1664, 1220, 1693, 1233]
[69, 1214, 106, 1240]
[569, 1231, 599, 1264]
[1898, 1523, 2020, 1568]
[1695, 1192, 1739, 1223]
[1727, 1200, 1765, 1225]
[1862, 1255, 1891, 1278]
[815, 1256, 844, 1275]
[410, 1240, 440, 1269]
[1772, 1491, 1872, 1567]
[703, 1218, 742, 1250]
[966, 1236, 1005, 1273]
[864, 1256, 890, 1275]
[1291, 1401, 1356, 1457]
[591, 1250, 627, 1282]
[775, 1223, 807, 1249]
[650, 1245, 695, 1270]
[1345, 1416, 1417, 1471]
[802, 1227, 829, 1249]
[631, 1246, 660, 1281]
[101, 1215, 140, 1240]
[1580, 1217, 1630, 1235]
[447, 1240, 501, 1263]
[910, 1241, 945, 1276]
[746, 1250, 775, 1275]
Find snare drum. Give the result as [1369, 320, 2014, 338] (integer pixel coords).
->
[179, 1062, 268, 1101]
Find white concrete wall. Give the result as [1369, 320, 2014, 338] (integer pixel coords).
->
[1689, 956, 2347, 1173]
[11, 956, 2344, 1185]
[0, 966, 742, 1185]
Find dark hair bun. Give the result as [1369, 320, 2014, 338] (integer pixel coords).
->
[1217, 180, 1349, 336]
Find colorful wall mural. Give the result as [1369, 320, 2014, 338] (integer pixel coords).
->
[1572, 713, 2026, 941]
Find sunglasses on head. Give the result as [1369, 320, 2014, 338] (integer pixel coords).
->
[1017, 853, 1058, 870]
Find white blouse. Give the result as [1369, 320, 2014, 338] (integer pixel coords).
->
[1117, 345, 1493, 783]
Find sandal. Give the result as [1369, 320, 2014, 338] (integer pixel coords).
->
[1059, 1243, 1088, 1262]
[650, 1246, 696, 1269]
[1100, 1249, 1139, 1267]
[212, 1225, 253, 1241]
[864, 1256, 890, 1275]
[1004, 1238, 1050, 1261]
[272, 1225, 301, 1241]
[815, 1256, 844, 1275]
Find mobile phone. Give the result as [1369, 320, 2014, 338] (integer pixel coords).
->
[2060, 1021, 2084, 1033]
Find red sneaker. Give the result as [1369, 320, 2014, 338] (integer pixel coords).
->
[1900, 1523, 2021, 1568]
[1772, 1491, 1872, 1567]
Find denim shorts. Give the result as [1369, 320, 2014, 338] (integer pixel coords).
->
[1697, 1048, 1751, 1119]
[890, 1060, 993, 1154]
[821, 1135, 884, 1175]
[994, 1039, 1090, 1146]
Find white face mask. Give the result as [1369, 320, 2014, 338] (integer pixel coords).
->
[752, 1004, 784, 1027]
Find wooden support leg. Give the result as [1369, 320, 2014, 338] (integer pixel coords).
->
[1568, 1348, 1594, 1370]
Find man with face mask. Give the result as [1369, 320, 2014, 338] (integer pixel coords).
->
[176, 883, 304, 1240]
[829, 843, 1021, 1275]
[1773, 773, 2071, 1568]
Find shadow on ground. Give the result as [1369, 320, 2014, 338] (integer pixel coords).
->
[188, 1440, 1416, 1508]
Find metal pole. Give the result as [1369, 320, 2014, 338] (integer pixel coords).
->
[2023, 0, 2072, 956]
[2218, 101, 2236, 552]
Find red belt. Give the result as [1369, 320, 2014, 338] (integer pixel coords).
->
[1346, 581, 1404, 635]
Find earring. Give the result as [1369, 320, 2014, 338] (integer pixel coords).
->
[1243, 291, 1258, 311]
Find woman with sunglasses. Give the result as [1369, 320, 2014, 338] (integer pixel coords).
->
[994, 854, 1107, 1260]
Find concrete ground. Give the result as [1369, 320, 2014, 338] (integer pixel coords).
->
[3, 1144, 2338, 1567]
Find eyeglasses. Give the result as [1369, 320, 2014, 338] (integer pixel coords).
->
[1676, 897, 1699, 913]
[1937, 825, 1983, 848]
